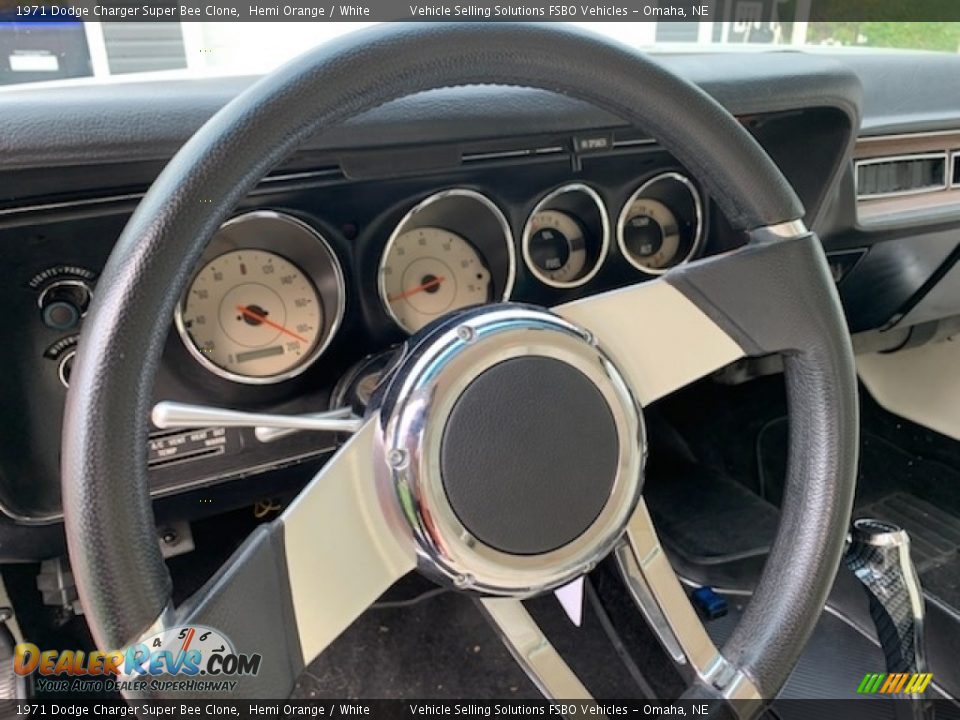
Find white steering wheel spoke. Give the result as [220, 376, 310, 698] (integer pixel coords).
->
[280, 418, 416, 663]
[554, 277, 745, 407]
[165, 417, 415, 696]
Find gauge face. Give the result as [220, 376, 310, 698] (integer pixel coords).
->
[619, 198, 681, 272]
[179, 249, 324, 380]
[618, 173, 703, 275]
[525, 210, 587, 284]
[380, 227, 492, 334]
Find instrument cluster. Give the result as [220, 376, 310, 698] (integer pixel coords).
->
[174, 171, 706, 384]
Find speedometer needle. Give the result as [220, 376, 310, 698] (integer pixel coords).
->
[388, 275, 446, 303]
[236, 305, 308, 343]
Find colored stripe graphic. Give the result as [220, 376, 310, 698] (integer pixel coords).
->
[858, 672, 933, 694]
[858, 673, 886, 694]
[904, 674, 933, 694]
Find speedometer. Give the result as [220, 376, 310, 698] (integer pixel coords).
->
[178, 250, 322, 380]
[174, 211, 345, 384]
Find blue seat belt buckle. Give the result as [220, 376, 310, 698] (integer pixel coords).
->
[690, 586, 728, 620]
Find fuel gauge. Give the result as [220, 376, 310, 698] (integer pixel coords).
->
[522, 184, 610, 289]
[525, 210, 587, 285]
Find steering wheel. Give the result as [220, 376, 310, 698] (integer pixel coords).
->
[62, 23, 858, 710]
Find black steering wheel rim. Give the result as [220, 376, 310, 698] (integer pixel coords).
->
[62, 22, 858, 702]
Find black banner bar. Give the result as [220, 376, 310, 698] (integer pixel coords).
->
[2, 699, 959, 720]
[3, 1, 960, 22]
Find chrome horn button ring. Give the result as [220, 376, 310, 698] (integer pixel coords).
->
[374, 305, 646, 596]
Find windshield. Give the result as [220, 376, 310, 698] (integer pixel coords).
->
[2, 20, 959, 88]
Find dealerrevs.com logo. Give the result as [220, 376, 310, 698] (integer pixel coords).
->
[14, 625, 262, 693]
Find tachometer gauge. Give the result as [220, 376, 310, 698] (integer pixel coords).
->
[617, 172, 704, 275]
[174, 211, 345, 384]
[178, 250, 322, 379]
[380, 227, 492, 334]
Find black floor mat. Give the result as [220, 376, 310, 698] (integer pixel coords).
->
[858, 493, 960, 611]
[758, 420, 960, 613]
[292, 586, 539, 699]
[759, 418, 960, 512]
[645, 462, 779, 563]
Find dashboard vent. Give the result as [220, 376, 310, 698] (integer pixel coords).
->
[856, 153, 948, 200]
[954, 151, 960, 187]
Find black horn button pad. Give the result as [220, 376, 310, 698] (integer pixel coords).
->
[440, 356, 619, 555]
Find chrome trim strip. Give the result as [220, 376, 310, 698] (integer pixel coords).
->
[747, 219, 809, 243]
[521, 183, 611, 290]
[616, 171, 704, 276]
[258, 168, 341, 184]
[462, 146, 567, 163]
[855, 152, 950, 201]
[0, 169, 342, 219]
[462, 149, 531, 161]
[857, 129, 960, 143]
[0, 192, 144, 218]
[479, 597, 598, 704]
[612, 137, 658, 148]
[3, 444, 337, 525]
[173, 210, 346, 385]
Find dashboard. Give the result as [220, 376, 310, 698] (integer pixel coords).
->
[2, 47, 960, 560]
[0, 139, 739, 528]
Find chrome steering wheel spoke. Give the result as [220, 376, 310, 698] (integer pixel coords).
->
[618, 501, 763, 710]
[479, 501, 765, 718]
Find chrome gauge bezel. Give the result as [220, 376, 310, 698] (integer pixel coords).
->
[377, 188, 516, 334]
[174, 210, 346, 385]
[521, 183, 611, 289]
[617, 172, 704, 275]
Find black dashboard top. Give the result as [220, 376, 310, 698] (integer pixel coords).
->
[2, 50, 866, 174]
